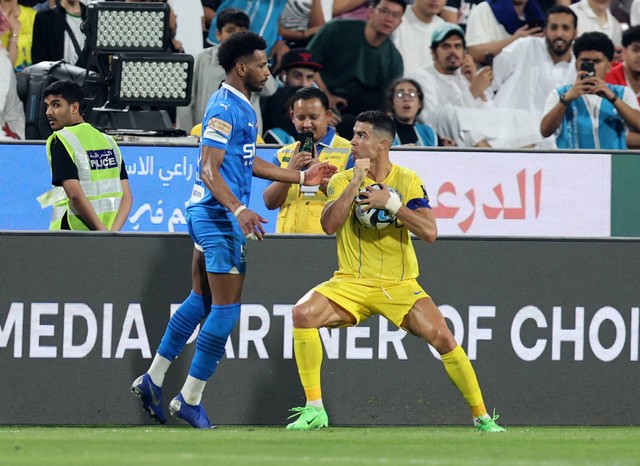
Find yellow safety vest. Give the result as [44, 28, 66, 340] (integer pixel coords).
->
[38, 123, 124, 230]
[275, 133, 352, 233]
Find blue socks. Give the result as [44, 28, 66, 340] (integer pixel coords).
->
[157, 291, 211, 360]
[188, 303, 241, 381]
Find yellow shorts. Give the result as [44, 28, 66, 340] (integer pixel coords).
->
[313, 276, 430, 328]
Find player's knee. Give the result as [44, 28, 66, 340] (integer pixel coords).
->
[429, 327, 457, 354]
[292, 303, 320, 328]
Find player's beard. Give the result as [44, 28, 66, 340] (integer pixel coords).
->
[247, 77, 266, 93]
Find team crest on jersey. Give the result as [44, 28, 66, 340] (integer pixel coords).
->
[207, 117, 232, 136]
[327, 184, 335, 197]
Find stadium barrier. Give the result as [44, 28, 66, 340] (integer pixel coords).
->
[1, 232, 638, 426]
[2, 141, 640, 237]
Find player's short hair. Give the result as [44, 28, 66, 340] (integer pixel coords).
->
[218, 31, 267, 73]
[216, 8, 250, 32]
[622, 25, 640, 48]
[370, 0, 407, 13]
[573, 31, 614, 61]
[288, 87, 329, 111]
[545, 5, 577, 28]
[356, 110, 396, 141]
[386, 78, 424, 115]
[43, 80, 84, 104]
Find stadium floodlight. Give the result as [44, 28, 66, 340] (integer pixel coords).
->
[109, 53, 194, 106]
[84, 1, 171, 53]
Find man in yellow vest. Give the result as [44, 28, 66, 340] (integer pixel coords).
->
[263, 87, 353, 233]
[38, 80, 132, 230]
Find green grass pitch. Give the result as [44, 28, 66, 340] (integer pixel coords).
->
[1, 426, 638, 466]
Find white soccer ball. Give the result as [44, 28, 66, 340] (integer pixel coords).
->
[355, 184, 400, 229]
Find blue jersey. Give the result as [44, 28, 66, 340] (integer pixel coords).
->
[206, 0, 286, 55]
[188, 84, 258, 214]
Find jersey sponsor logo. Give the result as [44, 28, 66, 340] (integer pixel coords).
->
[219, 103, 230, 110]
[87, 149, 118, 170]
[207, 117, 232, 136]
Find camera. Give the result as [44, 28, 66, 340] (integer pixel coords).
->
[580, 61, 595, 78]
[483, 53, 494, 67]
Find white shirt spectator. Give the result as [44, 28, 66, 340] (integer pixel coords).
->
[632, 0, 640, 25]
[392, 5, 445, 74]
[464, 1, 509, 47]
[492, 36, 577, 117]
[408, 63, 541, 147]
[570, 0, 622, 46]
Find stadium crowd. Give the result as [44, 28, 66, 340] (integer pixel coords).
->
[2, 0, 640, 147]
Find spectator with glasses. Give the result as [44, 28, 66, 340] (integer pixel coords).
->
[386, 78, 439, 146]
[308, 0, 406, 129]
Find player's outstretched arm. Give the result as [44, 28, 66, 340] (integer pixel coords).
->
[321, 158, 369, 234]
[202, 145, 267, 239]
[253, 156, 337, 185]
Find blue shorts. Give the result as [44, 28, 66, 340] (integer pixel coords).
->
[187, 208, 247, 274]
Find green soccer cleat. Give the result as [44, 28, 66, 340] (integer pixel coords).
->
[474, 410, 506, 433]
[286, 406, 329, 430]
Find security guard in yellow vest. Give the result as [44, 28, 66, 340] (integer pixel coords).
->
[37, 81, 132, 231]
[263, 87, 353, 233]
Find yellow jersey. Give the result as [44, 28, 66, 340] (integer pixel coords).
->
[326, 164, 429, 282]
[274, 129, 352, 233]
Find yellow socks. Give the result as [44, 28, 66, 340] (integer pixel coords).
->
[293, 327, 324, 404]
[441, 345, 487, 417]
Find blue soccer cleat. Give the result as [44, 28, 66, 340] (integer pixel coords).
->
[131, 373, 167, 424]
[169, 393, 215, 429]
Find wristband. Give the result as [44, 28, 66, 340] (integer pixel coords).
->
[608, 94, 618, 104]
[299, 170, 305, 185]
[559, 93, 569, 106]
[385, 195, 403, 216]
[233, 205, 247, 217]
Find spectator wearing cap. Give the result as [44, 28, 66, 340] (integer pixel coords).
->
[261, 47, 324, 143]
[408, 22, 544, 147]
[465, 0, 545, 64]
[176, 8, 277, 135]
[263, 86, 353, 233]
[308, 0, 405, 117]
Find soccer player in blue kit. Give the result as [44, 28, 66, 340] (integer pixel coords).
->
[131, 31, 336, 428]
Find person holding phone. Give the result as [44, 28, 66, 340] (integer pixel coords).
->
[465, 0, 546, 63]
[263, 87, 354, 233]
[541, 31, 640, 149]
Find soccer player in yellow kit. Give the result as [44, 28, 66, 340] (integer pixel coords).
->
[286, 110, 505, 432]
